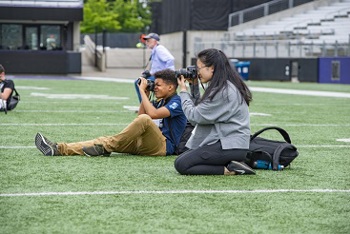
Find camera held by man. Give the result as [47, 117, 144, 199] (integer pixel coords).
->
[137, 65, 200, 95]
[137, 70, 155, 92]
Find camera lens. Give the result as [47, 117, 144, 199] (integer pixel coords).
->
[175, 66, 197, 79]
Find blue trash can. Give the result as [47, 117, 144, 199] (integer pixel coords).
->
[230, 59, 251, 81]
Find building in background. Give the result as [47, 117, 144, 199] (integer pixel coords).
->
[0, 0, 83, 74]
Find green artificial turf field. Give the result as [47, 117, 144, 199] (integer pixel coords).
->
[1, 77, 349, 234]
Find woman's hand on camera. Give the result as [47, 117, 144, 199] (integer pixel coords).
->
[177, 75, 187, 92]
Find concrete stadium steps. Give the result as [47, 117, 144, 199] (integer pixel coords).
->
[231, 0, 350, 43]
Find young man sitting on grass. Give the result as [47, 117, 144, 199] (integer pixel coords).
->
[35, 69, 186, 157]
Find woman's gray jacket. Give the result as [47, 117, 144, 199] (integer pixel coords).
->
[179, 81, 250, 150]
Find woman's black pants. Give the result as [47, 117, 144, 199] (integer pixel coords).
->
[174, 141, 249, 175]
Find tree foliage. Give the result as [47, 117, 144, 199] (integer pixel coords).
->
[81, 0, 152, 33]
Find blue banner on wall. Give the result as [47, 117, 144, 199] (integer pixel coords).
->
[318, 57, 350, 84]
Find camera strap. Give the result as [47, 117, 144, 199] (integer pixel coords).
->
[144, 55, 152, 71]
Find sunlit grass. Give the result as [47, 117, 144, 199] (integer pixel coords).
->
[0, 78, 349, 234]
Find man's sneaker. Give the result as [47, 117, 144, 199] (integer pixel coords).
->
[35, 133, 60, 156]
[227, 161, 256, 175]
[82, 144, 111, 157]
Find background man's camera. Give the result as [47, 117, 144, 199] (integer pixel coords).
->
[141, 70, 151, 78]
[175, 65, 197, 80]
[138, 70, 155, 91]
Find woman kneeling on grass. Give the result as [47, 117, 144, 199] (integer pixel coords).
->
[175, 48, 255, 176]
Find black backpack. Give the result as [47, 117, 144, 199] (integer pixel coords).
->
[174, 122, 195, 155]
[246, 126, 299, 170]
[1, 88, 20, 114]
[7, 88, 20, 111]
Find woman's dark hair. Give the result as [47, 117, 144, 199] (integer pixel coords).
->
[154, 69, 178, 88]
[197, 48, 252, 106]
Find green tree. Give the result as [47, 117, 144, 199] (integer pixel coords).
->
[81, 0, 121, 33]
[81, 0, 151, 33]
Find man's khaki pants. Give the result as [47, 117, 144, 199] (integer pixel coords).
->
[57, 114, 167, 156]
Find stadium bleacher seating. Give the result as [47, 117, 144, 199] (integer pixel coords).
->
[232, 0, 350, 44]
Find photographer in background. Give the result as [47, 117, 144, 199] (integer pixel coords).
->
[35, 69, 187, 157]
[0, 64, 15, 112]
[134, 33, 175, 102]
[175, 48, 255, 176]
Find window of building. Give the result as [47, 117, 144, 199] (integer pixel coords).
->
[25, 25, 39, 50]
[0, 24, 62, 51]
[0, 24, 22, 50]
[41, 25, 61, 50]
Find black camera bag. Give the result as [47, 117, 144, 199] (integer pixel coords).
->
[174, 122, 195, 155]
[246, 126, 299, 170]
[1, 88, 20, 114]
[7, 88, 20, 111]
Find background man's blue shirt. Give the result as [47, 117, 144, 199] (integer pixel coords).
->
[150, 44, 175, 74]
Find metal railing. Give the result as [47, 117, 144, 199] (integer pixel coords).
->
[194, 39, 350, 58]
[228, 0, 314, 27]
[223, 0, 350, 58]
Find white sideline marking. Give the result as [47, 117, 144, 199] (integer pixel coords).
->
[250, 112, 271, 116]
[123, 105, 139, 111]
[15, 110, 125, 113]
[73, 77, 350, 98]
[251, 123, 350, 127]
[30, 92, 129, 100]
[337, 138, 350, 143]
[296, 145, 350, 148]
[0, 146, 36, 149]
[1, 189, 349, 197]
[250, 87, 350, 98]
[0, 123, 128, 126]
[74, 76, 135, 83]
[16, 86, 50, 90]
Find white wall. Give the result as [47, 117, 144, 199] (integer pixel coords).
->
[101, 30, 226, 70]
[160, 31, 226, 68]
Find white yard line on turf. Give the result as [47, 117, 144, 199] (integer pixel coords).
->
[74, 76, 135, 83]
[0, 123, 128, 126]
[296, 145, 350, 148]
[251, 123, 350, 127]
[15, 110, 125, 113]
[74, 76, 350, 98]
[249, 87, 350, 98]
[1, 189, 349, 197]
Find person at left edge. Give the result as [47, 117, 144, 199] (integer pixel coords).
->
[34, 69, 187, 157]
[134, 33, 175, 102]
[0, 64, 15, 111]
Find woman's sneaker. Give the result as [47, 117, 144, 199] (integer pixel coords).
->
[227, 161, 256, 175]
[35, 133, 60, 156]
